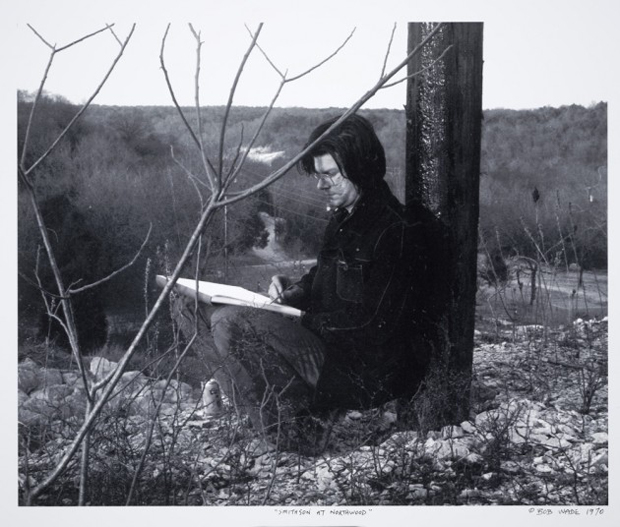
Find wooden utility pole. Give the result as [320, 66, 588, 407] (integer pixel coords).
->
[405, 23, 483, 426]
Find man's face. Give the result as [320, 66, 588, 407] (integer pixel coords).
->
[313, 154, 360, 212]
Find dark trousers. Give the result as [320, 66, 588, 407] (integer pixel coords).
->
[175, 300, 325, 435]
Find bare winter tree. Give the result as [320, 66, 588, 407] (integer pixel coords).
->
[19, 21, 449, 504]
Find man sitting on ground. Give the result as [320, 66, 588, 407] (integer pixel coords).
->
[176, 114, 428, 449]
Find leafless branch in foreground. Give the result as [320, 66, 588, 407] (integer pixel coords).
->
[21, 21, 447, 504]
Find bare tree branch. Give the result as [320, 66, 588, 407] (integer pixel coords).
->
[170, 146, 210, 189]
[218, 24, 263, 183]
[19, 165, 88, 386]
[21, 25, 135, 177]
[286, 28, 355, 83]
[218, 22, 446, 207]
[19, 270, 68, 300]
[225, 123, 245, 182]
[380, 23, 397, 78]
[125, 331, 198, 505]
[223, 79, 286, 193]
[68, 224, 153, 295]
[188, 24, 217, 190]
[22, 21, 447, 503]
[27, 202, 220, 502]
[159, 24, 217, 177]
[26, 24, 54, 49]
[171, 146, 208, 210]
[381, 44, 453, 89]
[106, 23, 123, 46]
[246, 25, 355, 84]
[19, 52, 56, 169]
[56, 24, 116, 52]
[245, 24, 284, 78]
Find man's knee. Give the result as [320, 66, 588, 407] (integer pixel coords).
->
[172, 294, 220, 332]
[210, 306, 251, 336]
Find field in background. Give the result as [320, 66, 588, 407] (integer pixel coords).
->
[477, 268, 607, 333]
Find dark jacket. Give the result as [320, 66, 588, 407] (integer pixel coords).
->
[290, 181, 428, 409]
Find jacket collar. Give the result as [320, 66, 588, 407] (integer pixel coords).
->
[331, 180, 400, 232]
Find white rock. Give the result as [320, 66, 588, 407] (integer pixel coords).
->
[382, 411, 398, 426]
[61, 371, 81, 386]
[435, 439, 471, 460]
[460, 420, 476, 434]
[89, 356, 117, 379]
[314, 466, 336, 492]
[500, 461, 520, 474]
[40, 368, 63, 387]
[459, 488, 481, 499]
[509, 429, 527, 444]
[441, 425, 465, 439]
[18, 390, 29, 406]
[424, 438, 438, 452]
[118, 371, 149, 395]
[580, 443, 596, 459]
[18, 359, 41, 394]
[408, 486, 428, 500]
[591, 432, 608, 445]
[591, 451, 608, 467]
[30, 384, 73, 404]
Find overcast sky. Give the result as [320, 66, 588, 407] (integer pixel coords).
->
[9, 0, 620, 111]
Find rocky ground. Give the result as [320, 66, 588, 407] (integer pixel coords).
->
[18, 317, 608, 506]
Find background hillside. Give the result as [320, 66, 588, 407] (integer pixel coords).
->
[17, 95, 607, 341]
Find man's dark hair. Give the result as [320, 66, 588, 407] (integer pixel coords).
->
[298, 114, 386, 191]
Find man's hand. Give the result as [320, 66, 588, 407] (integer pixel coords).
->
[268, 275, 291, 303]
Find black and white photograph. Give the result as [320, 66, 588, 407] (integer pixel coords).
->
[3, 0, 617, 524]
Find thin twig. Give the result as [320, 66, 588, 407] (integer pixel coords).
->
[19, 166, 89, 397]
[188, 24, 216, 191]
[28, 202, 219, 502]
[159, 24, 217, 177]
[78, 407, 92, 505]
[245, 24, 284, 78]
[56, 24, 116, 52]
[218, 24, 263, 182]
[170, 146, 210, 189]
[68, 224, 152, 295]
[26, 24, 54, 49]
[22, 25, 135, 177]
[286, 29, 355, 83]
[125, 332, 198, 505]
[223, 79, 286, 193]
[218, 23, 445, 207]
[248, 25, 355, 83]
[380, 23, 398, 78]
[171, 155, 208, 212]
[106, 23, 122, 46]
[19, 270, 68, 300]
[225, 123, 245, 181]
[160, 25, 198, 145]
[381, 44, 453, 89]
[19, 52, 55, 169]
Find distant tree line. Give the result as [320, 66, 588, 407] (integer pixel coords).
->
[479, 103, 607, 272]
[17, 92, 607, 344]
